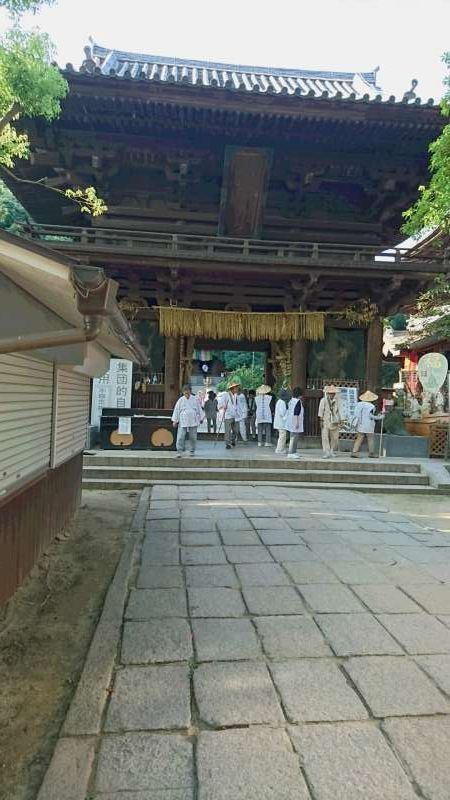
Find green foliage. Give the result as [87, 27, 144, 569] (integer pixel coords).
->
[0, 28, 68, 168]
[0, 178, 31, 231]
[216, 365, 265, 391]
[65, 187, 107, 217]
[385, 313, 408, 331]
[0, 0, 55, 13]
[382, 361, 399, 388]
[410, 273, 450, 338]
[213, 350, 265, 371]
[402, 53, 450, 236]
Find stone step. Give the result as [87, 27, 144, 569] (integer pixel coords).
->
[82, 465, 429, 486]
[83, 454, 422, 474]
[81, 477, 442, 495]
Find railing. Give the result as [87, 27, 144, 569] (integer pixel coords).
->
[22, 223, 421, 267]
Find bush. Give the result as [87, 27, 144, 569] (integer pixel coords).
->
[216, 365, 265, 391]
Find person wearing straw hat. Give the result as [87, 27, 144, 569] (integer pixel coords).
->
[217, 380, 240, 450]
[236, 388, 249, 444]
[351, 390, 383, 458]
[318, 384, 345, 459]
[255, 384, 273, 447]
[274, 388, 291, 454]
[172, 384, 204, 457]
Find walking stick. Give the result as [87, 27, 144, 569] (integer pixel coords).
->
[378, 414, 385, 459]
[214, 412, 224, 447]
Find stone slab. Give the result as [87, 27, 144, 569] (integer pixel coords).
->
[181, 518, 217, 532]
[271, 660, 368, 723]
[298, 584, 365, 613]
[394, 546, 450, 564]
[197, 728, 310, 800]
[283, 562, 339, 584]
[185, 565, 239, 588]
[95, 733, 193, 794]
[37, 736, 95, 800]
[416, 655, 450, 695]
[137, 566, 184, 589]
[192, 618, 261, 661]
[105, 665, 191, 731]
[181, 546, 227, 565]
[91, 793, 191, 800]
[181, 532, 221, 546]
[217, 519, 253, 532]
[289, 722, 416, 800]
[377, 613, 450, 654]
[422, 564, 450, 582]
[235, 563, 291, 586]
[220, 530, 262, 546]
[194, 661, 284, 726]
[249, 518, 293, 531]
[308, 543, 363, 562]
[141, 543, 180, 566]
[243, 586, 305, 615]
[258, 530, 303, 545]
[380, 564, 438, 585]
[351, 584, 422, 614]
[400, 584, 450, 614]
[345, 656, 448, 717]
[328, 562, 388, 585]
[316, 614, 402, 656]
[255, 616, 331, 658]
[383, 717, 450, 800]
[268, 545, 318, 562]
[125, 589, 187, 619]
[121, 620, 193, 664]
[224, 545, 273, 563]
[188, 587, 246, 618]
[146, 519, 179, 533]
[287, 518, 327, 531]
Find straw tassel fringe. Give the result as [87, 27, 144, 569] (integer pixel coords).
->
[156, 306, 325, 342]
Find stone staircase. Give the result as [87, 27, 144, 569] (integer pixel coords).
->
[82, 453, 443, 493]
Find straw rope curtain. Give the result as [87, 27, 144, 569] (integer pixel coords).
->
[157, 306, 325, 342]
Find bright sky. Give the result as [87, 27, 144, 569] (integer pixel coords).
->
[1, 0, 449, 102]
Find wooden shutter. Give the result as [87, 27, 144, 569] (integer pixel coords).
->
[0, 354, 54, 497]
[51, 368, 90, 468]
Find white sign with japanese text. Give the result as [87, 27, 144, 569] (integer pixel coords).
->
[90, 359, 133, 427]
[338, 386, 358, 430]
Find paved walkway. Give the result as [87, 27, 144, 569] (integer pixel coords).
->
[40, 484, 450, 799]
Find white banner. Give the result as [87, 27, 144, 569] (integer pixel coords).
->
[90, 359, 133, 427]
[338, 386, 358, 430]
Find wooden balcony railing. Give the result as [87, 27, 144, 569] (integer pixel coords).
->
[22, 223, 428, 269]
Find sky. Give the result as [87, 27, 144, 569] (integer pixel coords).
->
[1, 0, 450, 102]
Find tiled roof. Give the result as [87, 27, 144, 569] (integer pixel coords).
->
[70, 43, 435, 106]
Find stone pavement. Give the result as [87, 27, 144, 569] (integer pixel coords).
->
[40, 484, 450, 799]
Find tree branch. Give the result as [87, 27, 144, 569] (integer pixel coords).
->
[0, 102, 22, 134]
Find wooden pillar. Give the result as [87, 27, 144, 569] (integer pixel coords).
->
[291, 339, 308, 390]
[164, 336, 181, 408]
[366, 317, 383, 395]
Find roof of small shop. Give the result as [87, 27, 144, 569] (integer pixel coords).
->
[68, 42, 435, 107]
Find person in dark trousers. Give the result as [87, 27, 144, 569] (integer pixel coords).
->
[285, 386, 305, 459]
[247, 389, 257, 440]
[204, 390, 218, 434]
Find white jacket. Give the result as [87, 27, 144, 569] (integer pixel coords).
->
[236, 393, 248, 422]
[255, 394, 272, 424]
[353, 401, 381, 434]
[274, 399, 288, 431]
[172, 395, 202, 427]
[217, 391, 238, 420]
[285, 397, 304, 433]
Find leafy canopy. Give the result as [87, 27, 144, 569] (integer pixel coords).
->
[402, 53, 450, 236]
[216, 365, 265, 392]
[0, 0, 55, 14]
[0, 4, 107, 217]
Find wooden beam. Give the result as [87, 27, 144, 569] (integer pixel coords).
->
[366, 317, 383, 395]
[218, 147, 272, 236]
[291, 339, 308, 390]
[164, 336, 181, 407]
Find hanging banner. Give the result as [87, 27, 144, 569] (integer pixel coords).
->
[338, 386, 358, 430]
[417, 353, 448, 393]
[90, 359, 133, 427]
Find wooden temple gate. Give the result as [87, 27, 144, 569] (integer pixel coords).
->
[10, 43, 445, 425]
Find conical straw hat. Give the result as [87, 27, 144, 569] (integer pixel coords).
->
[359, 390, 378, 402]
[256, 384, 271, 395]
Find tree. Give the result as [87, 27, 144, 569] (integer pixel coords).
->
[410, 274, 450, 339]
[216, 365, 265, 391]
[402, 53, 450, 236]
[1, 0, 55, 13]
[0, 5, 106, 216]
[0, 178, 31, 231]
